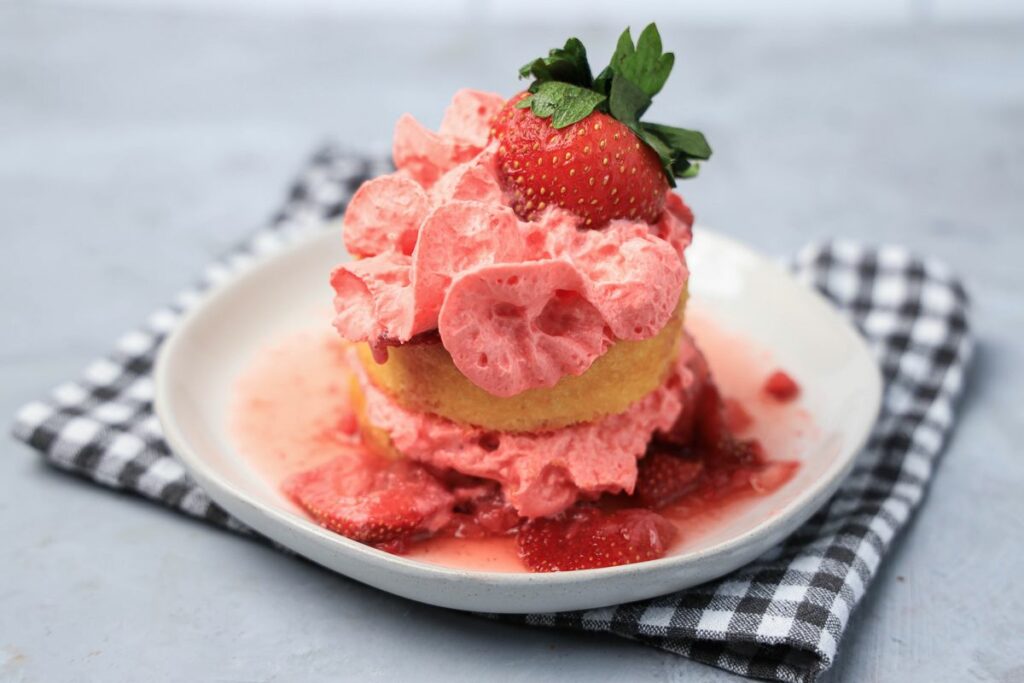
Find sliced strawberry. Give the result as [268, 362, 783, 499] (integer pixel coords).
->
[644, 371, 797, 511]
[661, 375, 724, 448]
[763, 370, 800, 402]
[634, 450, 705, 508]
[437, 476, 523, 539]
[689, 384, 767, 471]
[517, 507, 677, 572]
[284, 454, 454, 549]
[694, 383, 730, 450]
[444, 481, 523, 540]
[471, 497, 523, 536]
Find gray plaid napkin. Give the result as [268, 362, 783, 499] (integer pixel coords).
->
[11, 147, 972, 683]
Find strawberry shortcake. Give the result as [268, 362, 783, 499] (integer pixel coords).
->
[279, 25, 798, 571]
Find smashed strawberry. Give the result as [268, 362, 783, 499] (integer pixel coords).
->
[722, 398, 753, 433]
[633, 450, 704, 508]
[763, 370, 800, 402]
[661, 381, 729, 451]
[517, 507, 677, 572]
[283, 454, 454, 550]
[639, 377, 797, 514]
[442, 479, 522, 539]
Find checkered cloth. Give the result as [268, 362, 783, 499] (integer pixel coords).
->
[11, 147, 972, 683]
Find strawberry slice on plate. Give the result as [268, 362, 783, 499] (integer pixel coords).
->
[490, 24, 712, 228]
[517, 507, 677, 572]
[633, 450, 705, 509]
[284, 453, 455, 550]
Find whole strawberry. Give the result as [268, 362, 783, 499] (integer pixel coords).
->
[490, 24, 712, 228]
[492, 94, 667, 225]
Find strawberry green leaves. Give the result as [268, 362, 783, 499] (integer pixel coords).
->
[609, 24, 675, 99]
[601, 28, 711, 185]
[516, 37, 603, 128]
[514, 23, 712, 185]
[603, 25, 712, 184]
[519, 37, 593, 89]
[608, 72, 652, 127]
[640, 122, 712, 183]
[515, 81, 606, 129]
[641, 123, 712, 160]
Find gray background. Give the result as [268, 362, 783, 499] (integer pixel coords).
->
[3, 4, 1024, 682]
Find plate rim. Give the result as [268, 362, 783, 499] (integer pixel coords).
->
[154, 226, 883, 598]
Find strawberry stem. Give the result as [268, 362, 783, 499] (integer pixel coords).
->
[516, 23, 712, 186]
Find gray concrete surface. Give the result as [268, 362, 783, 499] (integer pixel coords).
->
[3, 6, 1023, 682]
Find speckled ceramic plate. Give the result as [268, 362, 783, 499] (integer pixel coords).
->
[154, 227, 881, 613]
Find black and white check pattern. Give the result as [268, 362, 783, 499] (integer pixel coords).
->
[11, 147, 972, 683]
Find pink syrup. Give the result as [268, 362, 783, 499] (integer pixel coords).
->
[230, 311, 813, 572]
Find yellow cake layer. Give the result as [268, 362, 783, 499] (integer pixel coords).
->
[348, 375, 403, 460]
[357, 291, 687, 433]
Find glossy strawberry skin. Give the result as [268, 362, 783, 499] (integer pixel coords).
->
[517, 507, 677, 572]
[284, 454, 454, 549]
[490, 92, 668, 227]
[763, 370, 801, 402]
[633, 450, 705, 509]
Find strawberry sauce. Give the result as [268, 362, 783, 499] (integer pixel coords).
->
[230, 309, 812, 573]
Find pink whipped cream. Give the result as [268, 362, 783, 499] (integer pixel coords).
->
[331, 89, 694, 398]
[349, 337, 708, 518]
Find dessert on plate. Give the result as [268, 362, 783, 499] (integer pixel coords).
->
[276, 25, 800, 571]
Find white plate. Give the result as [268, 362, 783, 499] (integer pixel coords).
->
[155, 227, 881, 613]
